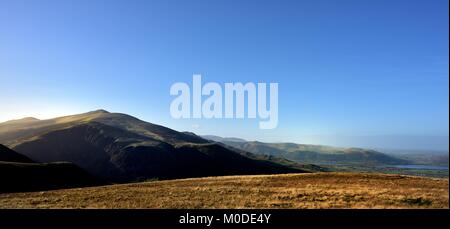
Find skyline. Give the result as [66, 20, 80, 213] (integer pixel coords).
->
[1, 108, 448, 151]
[0, 0, 448, 150]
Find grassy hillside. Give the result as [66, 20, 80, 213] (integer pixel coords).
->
[0, 110, 314, 183]
[0, 110, 208, 146]
[0, 172, 447, 209]
[12, 122, 308, 181]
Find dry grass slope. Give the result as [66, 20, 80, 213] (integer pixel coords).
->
[0, 172, 448, 209]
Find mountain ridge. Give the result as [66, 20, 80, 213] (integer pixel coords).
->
[0, 110, 312, 183]
[202, 135, 409, 165]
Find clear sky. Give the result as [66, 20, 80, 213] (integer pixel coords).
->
[0, 0, 448, 150]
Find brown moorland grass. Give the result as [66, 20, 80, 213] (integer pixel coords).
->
[0, 172, 448, 209]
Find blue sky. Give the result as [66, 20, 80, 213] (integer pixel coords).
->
[0, 0, 448, 150]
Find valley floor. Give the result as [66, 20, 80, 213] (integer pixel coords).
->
[0, 172, 448, 209]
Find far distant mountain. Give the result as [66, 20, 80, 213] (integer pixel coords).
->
[380, 149, 449, 166]
[0, 144, 102, 192]
[0, 110, 311, 183]
[201, 135, 247, 143]
[203, 135, 408, 165]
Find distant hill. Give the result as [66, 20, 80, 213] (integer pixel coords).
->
[0, 117, 40, 128]
[379, 149, 449, 166]
[203, 135, 408, 165]
[0, 110, 312, 183]
[0, 144, 102, 192]
[201, 135, 247, 143]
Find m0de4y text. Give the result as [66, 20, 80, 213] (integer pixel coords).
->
[179, 213, 271, 226]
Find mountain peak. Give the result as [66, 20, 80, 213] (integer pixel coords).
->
[0, 117, 40, 125]
[90, 109, 110, 114]
[19, 117, 40, 121]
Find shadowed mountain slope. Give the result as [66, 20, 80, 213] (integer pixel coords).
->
[0, 144, 33, 163]
[0, 144, 102, 193]
[0, 110, 311, 182]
